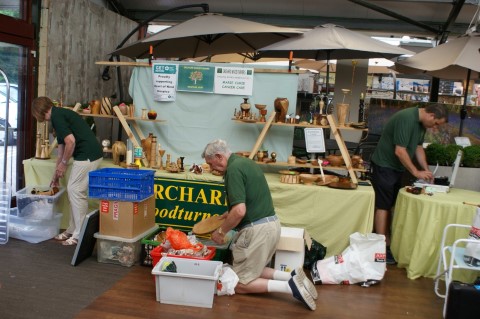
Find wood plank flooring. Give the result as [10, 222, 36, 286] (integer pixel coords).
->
[75, 265, 444, 319]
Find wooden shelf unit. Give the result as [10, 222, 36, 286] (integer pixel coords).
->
[238, 112, 361, 184]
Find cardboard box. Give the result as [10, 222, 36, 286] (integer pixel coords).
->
[151, 256, 223, 308]
[274, 227, 311, 272]
[99, 195, 155, 238]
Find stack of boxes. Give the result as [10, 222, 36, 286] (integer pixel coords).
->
[9, 185, 64, 243]
[89, 168, 157, 267]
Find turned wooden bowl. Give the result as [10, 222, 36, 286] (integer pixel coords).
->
[326, 155, 345, 167]
[255, 104, 267, 110]
[299, 173, 319, 185]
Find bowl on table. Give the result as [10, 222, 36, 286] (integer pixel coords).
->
[299, 173, 319, 185]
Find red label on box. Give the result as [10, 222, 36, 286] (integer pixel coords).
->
[133, 202, 138, 215]
[113, 201, 119, 220]
[100, 200, 109, 213]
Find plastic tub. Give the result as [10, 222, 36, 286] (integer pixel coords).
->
[15, 186, 65, 219]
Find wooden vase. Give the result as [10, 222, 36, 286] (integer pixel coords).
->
[274, 97, 289, 123]
[90, 100, 101, 114]
[141, 133, 153, 164]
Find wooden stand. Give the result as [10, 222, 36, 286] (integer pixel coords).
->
[248, 111, 358, 184]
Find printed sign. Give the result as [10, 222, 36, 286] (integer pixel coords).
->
[152, 63, 178, 101]
[154, 177, 227, 230]
[214, 66, 254, 96]
[177, 65, 215, 93]
[304, 128, 326, 153]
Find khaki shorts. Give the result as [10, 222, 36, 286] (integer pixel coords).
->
[232, 219, 281, 285]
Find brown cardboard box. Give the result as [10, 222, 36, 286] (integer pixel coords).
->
[99, 195, 155, 238]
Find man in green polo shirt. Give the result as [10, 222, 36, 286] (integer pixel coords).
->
[371, 103, 448, 264]
[202, 139, 317, 311]
[32, 97, 103, 246]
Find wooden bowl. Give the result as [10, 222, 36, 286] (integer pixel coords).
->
[316, 174, 339, 186]
[255, 104, 267, 110]
[299, 173, 318, 185]
[326, 155, 344, 167]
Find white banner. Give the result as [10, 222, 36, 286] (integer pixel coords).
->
[152, 63, 178, 101]
[214, 66, 254, 96]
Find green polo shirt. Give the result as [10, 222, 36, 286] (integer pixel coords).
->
[51, 107, 103, 161]
[372, 106, 425, 171]
[224, 154, 275, 228]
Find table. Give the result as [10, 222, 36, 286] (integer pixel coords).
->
[391, 187, 479, 280]
[23, 157, 375, 256]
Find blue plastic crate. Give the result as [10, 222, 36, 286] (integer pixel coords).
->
[88, 168, 155, 201]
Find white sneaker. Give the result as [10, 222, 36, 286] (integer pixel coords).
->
[288, 275, 316, 311]
[292, 267, 318, 300]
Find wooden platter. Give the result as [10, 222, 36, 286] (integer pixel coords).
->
[328, 181, 358, 190]
[316, 175, 339, 186]
[192, 215, 225, 235]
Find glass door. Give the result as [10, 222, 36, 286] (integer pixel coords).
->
[0, 42, 23, 191]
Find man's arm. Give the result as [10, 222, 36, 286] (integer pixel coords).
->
[395, 145, 433, 181]
[211, 203, 245, 244]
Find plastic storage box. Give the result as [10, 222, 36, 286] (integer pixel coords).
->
[94, 226, 157, 267]
[15, 185, 65, 219]
[89, 168, 154, 201]
[9, 209, 62, 244]
[0, 183, 12, 244]
[149, 245, 216, 268]
[152, 256, 223, 308]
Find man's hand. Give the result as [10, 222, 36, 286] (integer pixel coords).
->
[211, 228, 225, 244]
[416, 170, 434, 183]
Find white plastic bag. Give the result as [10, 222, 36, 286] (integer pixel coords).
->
[311, 232, 386, 285]
[216, 265, 239, 296]
[464, 207, 480, 266]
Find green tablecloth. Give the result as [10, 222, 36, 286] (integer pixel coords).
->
[23, 157, 374, 256]
[391, 187, 479, 280]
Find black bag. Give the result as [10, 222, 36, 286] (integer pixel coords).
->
[445, 281, 480, 319]
[303, 239, 326, 270]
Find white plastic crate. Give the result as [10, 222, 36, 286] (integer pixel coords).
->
[151, 256, 222, 308]
[0, 183, 12, 244]
[9, 210, 62, 244]
[94, 226, 157, 267]
[15, 186, 65, 219]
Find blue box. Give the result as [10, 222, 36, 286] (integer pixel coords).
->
[88, 168, 154, 201]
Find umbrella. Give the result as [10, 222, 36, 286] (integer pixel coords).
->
[258, 24, 413, 95]
[110, 13, 302, 59]
[294, 58, 396, 74]
[395, 33, 480, 135]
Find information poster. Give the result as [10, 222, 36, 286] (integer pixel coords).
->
[152, 63, 178, 101]
[177, 65, 215, 93]
[304, 128, 326, 153]
[214, 66, 254, 96]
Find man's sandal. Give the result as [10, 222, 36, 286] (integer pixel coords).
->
[55, 231, 72, 241]
[62, 237, 78, 246]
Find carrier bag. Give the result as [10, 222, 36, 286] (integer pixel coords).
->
[311, 232, 386, 285]
[464, 207, 480, 267]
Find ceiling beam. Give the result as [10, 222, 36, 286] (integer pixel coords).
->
[347, 0, 440, 34]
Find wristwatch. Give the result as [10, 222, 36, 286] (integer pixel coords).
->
[217, 227, 224, 236]
[61, 159, 68, 165]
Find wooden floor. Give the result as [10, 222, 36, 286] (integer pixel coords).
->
[75, 265, 444, 319]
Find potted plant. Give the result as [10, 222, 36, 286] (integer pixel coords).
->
[425, 143, 480, 191]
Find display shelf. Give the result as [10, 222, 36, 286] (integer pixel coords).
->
[255, 160, 366, 172]
[78, 112, 166, 122]
[240, 112, 360, 184]
[232, 118, 367, 131]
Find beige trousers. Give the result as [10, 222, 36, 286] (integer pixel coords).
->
[66, 158, 102, 239]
